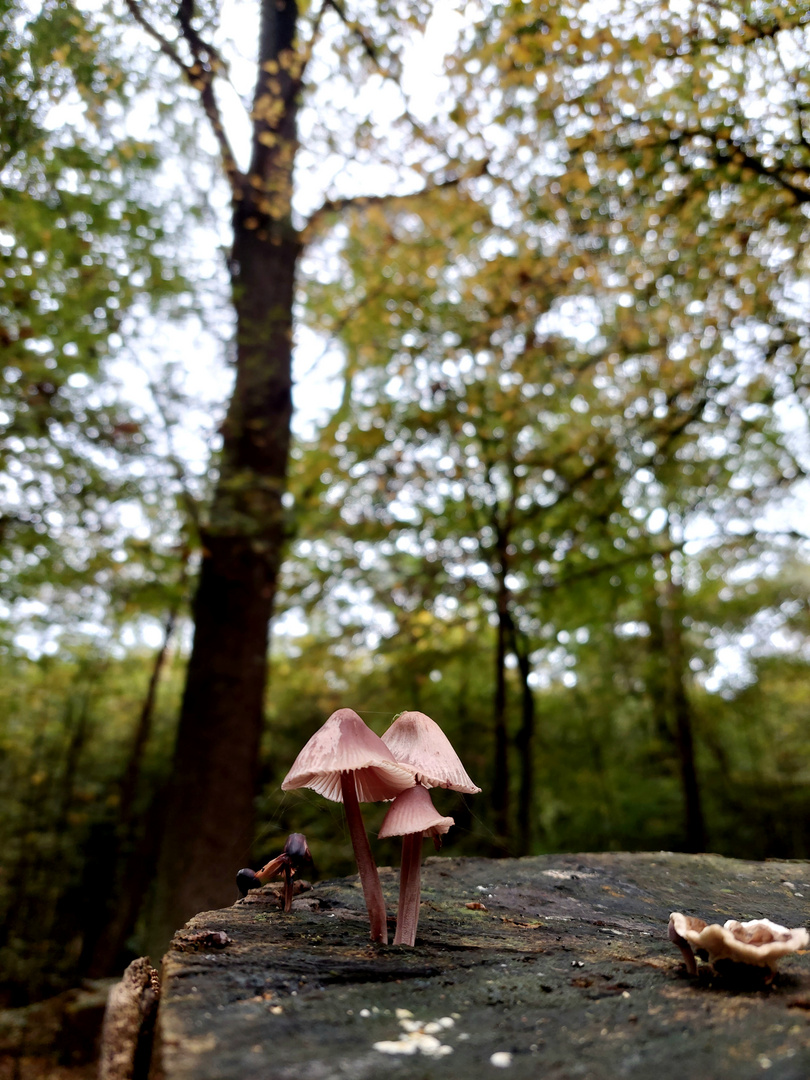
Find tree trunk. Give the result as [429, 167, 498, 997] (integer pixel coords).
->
[660, 568, 706, 853]
[86, 608, 179, 976]
[491, 548, 510, 851]
[643, 594, 672, 745]
[511, 621, 536, 855]
[147, 0, 300, 955]
[120, 605, 179, 831]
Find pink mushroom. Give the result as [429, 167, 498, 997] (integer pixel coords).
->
[281, 708, 414, 943]
[381, 711, 481, 946]
[378, 783, 454, 946]
[382, 711, 481, 793]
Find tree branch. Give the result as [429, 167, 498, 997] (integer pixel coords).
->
[300, 160, 488, 244]
[123, 0, 243, 194]
[176, 0, 228, 72]
[323, 0, 383, 68]
[124, 0, 189, 72]
[297, 0, 329, 88]
[663, 123, 810, 204]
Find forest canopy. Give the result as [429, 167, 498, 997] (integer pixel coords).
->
[1, 0, 809, 1004]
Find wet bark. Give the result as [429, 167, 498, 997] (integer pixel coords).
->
[152, 853, 810, 1080]
[98, 957, 160, 1080]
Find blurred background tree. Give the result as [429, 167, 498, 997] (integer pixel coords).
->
[0, 0, 808, 1013]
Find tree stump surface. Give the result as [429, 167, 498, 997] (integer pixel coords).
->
[153, 852, 810, 1080]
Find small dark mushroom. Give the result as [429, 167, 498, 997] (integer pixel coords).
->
[236, 868, 262, 898]
[284, 832, 313, 874]
[236, 833, 314, 910]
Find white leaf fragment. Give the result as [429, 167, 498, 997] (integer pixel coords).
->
[372, 1015, 456, 1058]
[490, 1051, 513, 1067]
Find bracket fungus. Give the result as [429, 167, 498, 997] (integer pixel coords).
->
[281, 708, 415, 943]
[668, 911, 809, 981]
[381, 710, 481, 946]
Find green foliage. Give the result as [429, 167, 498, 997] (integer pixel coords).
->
[285, 0, 810, 855]
[0, 0, 193, 641]
[0, 644, 184, 1003]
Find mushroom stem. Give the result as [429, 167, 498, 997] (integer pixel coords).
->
[340, 770, 389, 944]
[394, 833, 423, 947]
[282, 866, 293, 913]
[668, 919, 698, 976]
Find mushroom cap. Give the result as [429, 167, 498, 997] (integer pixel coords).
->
[281, 708, 415, 802]
[381, 711, 481, 793]
[378, 783, 454, 839]
[669, 911, 809, 973]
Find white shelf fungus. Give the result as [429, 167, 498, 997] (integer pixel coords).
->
[668, 911, 809, 980]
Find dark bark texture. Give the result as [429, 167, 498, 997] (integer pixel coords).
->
[511, 620, 536, 855]
[151, 852, 810, 1080]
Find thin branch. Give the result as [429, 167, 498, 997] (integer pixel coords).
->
[323, 0, 384, 69]
[662, 123, 810, 204]
[123, 0, 243, 194]
[124, 0, 190, 71]
[297, 0, 330, 88]
[703, 0, 810, 47]
[176, 0, 228, 72]
[191, 72, 244, 192]
[300, 161, 488, 244]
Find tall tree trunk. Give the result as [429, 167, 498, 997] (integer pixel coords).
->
[643, 594, 672, 745]
[510, 621, 536, 855]
[491, 545, 510, 850]
[87, 608, 179, 976]
[147, 0, 300, 955]
[660, 565, 706, 853]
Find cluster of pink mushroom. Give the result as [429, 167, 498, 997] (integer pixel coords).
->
[281, 707, 480, 945]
